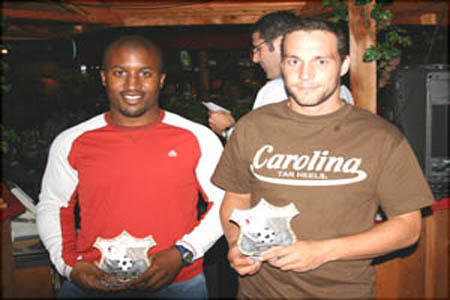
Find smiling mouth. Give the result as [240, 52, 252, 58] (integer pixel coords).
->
[122, 93, 144, 104]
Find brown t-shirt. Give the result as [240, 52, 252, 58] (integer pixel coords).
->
[212, 101, 435, 299]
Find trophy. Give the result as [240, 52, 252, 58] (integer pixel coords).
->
[230, 198, 299, 259]
[93, 230, 156, 286]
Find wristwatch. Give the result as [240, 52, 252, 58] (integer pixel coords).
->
[174, 244, 194, 266]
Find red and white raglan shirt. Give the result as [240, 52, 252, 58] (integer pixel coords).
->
[37, 110, 225, 282]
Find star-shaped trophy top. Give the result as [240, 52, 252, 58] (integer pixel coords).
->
[229, 198, 300, 259]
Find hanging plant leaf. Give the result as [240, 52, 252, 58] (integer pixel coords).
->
[329, 16, 341, 23]
[322, 0, 411, 83]
[363, 45, 382, 62]
[402, 36, 413, 47]
[384, 48, 401, 60]
[387, 30, 400, 44]
[322, 0, 347, 23]
[371, 3, 392, 29]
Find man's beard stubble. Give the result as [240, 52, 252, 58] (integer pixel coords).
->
[119, 106, 149, 118]
[284, 76, 341, 108]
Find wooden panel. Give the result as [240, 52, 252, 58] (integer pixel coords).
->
[374, 206, 449, 299]
[348, 0, 377, 113]
[0, 220, 17, 298]
[374, 227, 426, 299]
[390, 1, 449, 25]
[14, 266, 55, 298]
[424, 209, 449, 299]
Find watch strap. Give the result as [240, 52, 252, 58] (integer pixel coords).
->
[174, 244, 194, 266]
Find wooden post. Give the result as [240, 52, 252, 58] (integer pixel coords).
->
[0, 220, 17, 298]
[348, 0, 377, 113]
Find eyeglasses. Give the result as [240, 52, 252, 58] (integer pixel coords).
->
[250, 40, 266, 56]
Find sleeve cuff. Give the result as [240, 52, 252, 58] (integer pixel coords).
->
[221, 125, 235, 139]
[175, 240, 198, 260]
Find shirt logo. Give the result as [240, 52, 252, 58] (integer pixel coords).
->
[168, 150, 178, 157]
[251, 144, 367, 186]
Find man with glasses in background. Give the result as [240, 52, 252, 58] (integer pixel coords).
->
[208, 11, 354, 139]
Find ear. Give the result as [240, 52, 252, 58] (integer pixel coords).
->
[340, 55, 350, 77]
[100, 70, 107, 87]
[159, 73, 166, 89]
[273, 35, 283, 52]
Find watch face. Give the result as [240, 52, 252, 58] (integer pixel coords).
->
[176, 245, 194, 265]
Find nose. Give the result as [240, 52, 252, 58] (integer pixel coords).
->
[300, 63, 314, 80]
[126, 73, 141, 90]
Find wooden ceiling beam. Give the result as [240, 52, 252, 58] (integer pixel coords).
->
[57, 2, 90, 16]
[2, 8, 87, 24]
[2, 1, 316, 27]
[1, 0, 448, 41]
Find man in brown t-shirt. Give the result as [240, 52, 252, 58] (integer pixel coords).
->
[212, 18, 434, 299]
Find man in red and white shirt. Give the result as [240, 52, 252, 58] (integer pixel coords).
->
[37, 35, 224, 298]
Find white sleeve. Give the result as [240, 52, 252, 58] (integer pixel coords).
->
[36, 114, 105, 279]
[36, 131, 79, 279]
[339, 85, 354, 105]
[252, 78, 287, 110]
[176, 126, 225, 260]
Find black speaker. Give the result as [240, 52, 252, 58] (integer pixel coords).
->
[387, 64, 449, 199]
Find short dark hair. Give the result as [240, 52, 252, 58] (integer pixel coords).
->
[282, 18, 348, 60]
[102, 35, 165, 73]
[251, 10, 298, 51]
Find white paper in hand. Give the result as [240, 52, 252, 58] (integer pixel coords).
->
[202, 102, 231, 113]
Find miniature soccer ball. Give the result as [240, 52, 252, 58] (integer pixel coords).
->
[118, 256, 133, 271]
[256, 227, 276, 244]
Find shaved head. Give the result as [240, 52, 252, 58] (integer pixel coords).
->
[102, 35, 164, 73]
